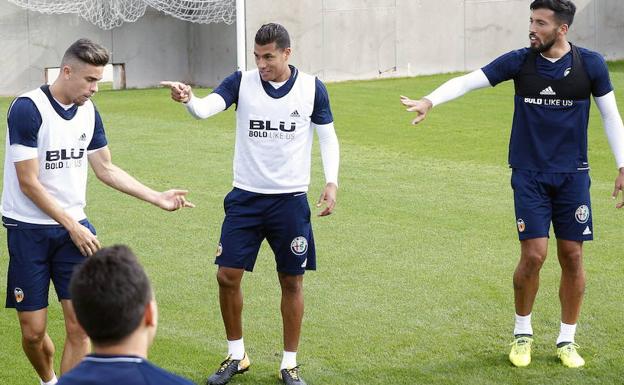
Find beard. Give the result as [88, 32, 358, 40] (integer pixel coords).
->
[529, 32, 557, 53]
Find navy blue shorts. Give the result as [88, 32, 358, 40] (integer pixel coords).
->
[216, 188, 316, 275]
[511, 170, 593, 241]
[4, 217, 96, 311]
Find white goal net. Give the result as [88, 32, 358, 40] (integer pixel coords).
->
[8, 0, 236, 30]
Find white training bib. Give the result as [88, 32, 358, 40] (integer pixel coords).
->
[1, 88, 95, 224]
[233, 69, 316, 193]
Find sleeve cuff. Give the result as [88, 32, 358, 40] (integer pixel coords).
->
[10, 144, 38, 162]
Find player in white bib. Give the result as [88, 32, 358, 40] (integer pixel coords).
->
[2, 39, 194, 385]
[163, 23, 340, 385]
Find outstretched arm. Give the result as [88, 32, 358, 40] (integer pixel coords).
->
[400, 69, 492, 125]
[594, 91, 624, 208]
[88, 146, 194, 211]
[161, 80, 228, 119]
[314, 122, 340, 216]
[185, 93, 227, 119]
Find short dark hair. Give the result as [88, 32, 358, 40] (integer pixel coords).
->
[70, 245, 152, 346]
[255, 23, 290, 50]
[62, 38, 110, 67]
[530, 0, 576, 27]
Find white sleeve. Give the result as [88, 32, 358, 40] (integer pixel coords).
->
[425, 69, 492, 107]
[594, 91, 624, 169]
[9, 144, 38, 162]
[185, 93, 227, 119]
[314, 122, 340, 186]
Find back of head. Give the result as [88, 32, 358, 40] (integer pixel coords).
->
[70, 245, 152, 346]
[61, 38, 110, 67]
[530, 0, 576, 27]
[255, 23, 291, 49]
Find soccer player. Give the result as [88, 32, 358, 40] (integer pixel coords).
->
[162, 23, 339, 385]
[400, 0, 624, 368]
[57, 245, 194, 385]
[2, 38, 194, 385]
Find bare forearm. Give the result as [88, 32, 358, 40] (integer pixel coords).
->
[96, 164, 160, 205]
[19, 181, 80, 230]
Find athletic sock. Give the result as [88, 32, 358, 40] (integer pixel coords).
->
[556, 322, 577, 346]
[280, 351, 297, 370]
[514, 313, 533, 337]
[227, 338, 245, 360]
[40, 374, 58, 385]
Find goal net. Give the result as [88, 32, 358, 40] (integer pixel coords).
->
[8, 0, 236, 29]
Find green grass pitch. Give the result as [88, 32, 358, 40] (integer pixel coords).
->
[1, 63, 623, 384]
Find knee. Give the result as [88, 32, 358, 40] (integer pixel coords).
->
[216, 269, 242, 290]
[21, 325, 46, 346]
[65, 318, 88, 345]
[519, 251, 547, 273]
[279, 276, 303, 296]
[560, 251, 584, 274]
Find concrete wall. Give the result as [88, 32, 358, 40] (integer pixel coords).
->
[0, 2, 236, 95]
[0, 4, 110, 95]
[189, 21, 238, 87]
[244, 0, 624, 81]
[1, 0, 622, 95]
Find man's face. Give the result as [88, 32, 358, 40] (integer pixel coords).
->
[529, 8, 563, 53]
[254, 42, 291, 82]
[63, 61, 103, 105]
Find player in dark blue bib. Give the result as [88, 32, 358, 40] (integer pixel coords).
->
[400, 0, 624, 369]
[57, 245, 194, 385]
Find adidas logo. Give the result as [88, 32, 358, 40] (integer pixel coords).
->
[582, 226, 592, 235]
[290, 110, 300, 118]
[539, 86, 556, 96]
[78, 133, 87, 141]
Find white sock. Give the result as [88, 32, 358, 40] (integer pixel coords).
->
[556, 322, 577, 345]
[40, 374, 58, 385]
[514, 313, 533, 336]
[227, 338, 245, 360]
[280, 351, 297, 370]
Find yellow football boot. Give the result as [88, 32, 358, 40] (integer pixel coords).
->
[509, 336, 533, 367]
[557, 343, 585, 368]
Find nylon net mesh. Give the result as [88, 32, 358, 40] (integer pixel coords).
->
[8, 0, 236, 29]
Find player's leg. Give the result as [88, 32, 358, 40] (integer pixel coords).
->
[266, 192, 315, 385]
[551, 172, 592, 368]
[50, 221, 93, 373]
[277, 273, 306, 385]
[514, 237, 548, 319]
[6, 226, 58, 383]
[208, 266, 251, 385]
[216, 266, 245, 343]
[17, 309, 57, 383]
[59, 300, 90, 374]
[555, 239, 586, 367]
[509, 169, 551, 367]
[278, 272, 304, 353]
[556, 240, 585, 328]
[207, 189, 262, 385]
